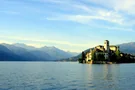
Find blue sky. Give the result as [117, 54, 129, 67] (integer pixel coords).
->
[0, 0, 135, 52]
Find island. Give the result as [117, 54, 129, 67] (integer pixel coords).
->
[79, 40, 135, 64]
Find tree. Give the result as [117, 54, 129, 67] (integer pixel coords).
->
[82, 52, 86, 60]
[110, 53, 117, 62]
[78, 52, 86, 63]
[99, 54, 105, 61]
[78, 58, 83, 63]
[91, 50, 96, 61]
[95, 53, 105, 61]
[115, 49, 121, 60]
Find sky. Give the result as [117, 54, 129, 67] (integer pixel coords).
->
[0, 0, 135, 52]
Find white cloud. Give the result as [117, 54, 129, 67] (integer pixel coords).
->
[87, 0, 135, 14]
[46, 11, 124, 25]
[112, 0, 135, 14]
[37, 0, 70, 4]
[0, 35, 91, 47]
[46, 13, 134, 32]
[103, 26, 134, 32]
[44, 0, 135, 29]
[42, 0, 124, 25]
[0, 11, 19, 15]
[0, 40, 12, 44]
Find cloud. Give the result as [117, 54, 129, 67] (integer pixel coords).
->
[20, 0, 132, 27]
[46, 13, 135, 32]
[0, 11, 19, 15]
[46, 11, 123, 25]
[43, 0, 124, 25]
[103, 26, 134, 32]
[44, 0, 135, 30]
[0, 35, 91, 47]
[73, 4, 92, 13]
[39, 0, 67, 4]
[87, 0, 135, 14]
[0, 40, 12, 44]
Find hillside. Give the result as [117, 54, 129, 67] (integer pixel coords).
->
[0, 43, 77, 61]
[118, 42, 135, 54]
[0, 45, 23, 61]
[1, 42, 134, 61]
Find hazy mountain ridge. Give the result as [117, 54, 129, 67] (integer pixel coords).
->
[118, 42, 135, 54]
[40, 46, 74, 59]
[13, 43, 37, 50]
[1, 42, 134, 61]
[0, 43, 78, 61]
[0, 45, 24, 61]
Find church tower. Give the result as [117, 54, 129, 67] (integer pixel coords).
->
[104, 40, 109, 53]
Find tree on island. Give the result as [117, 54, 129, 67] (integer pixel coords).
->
[78, 52, 86, 63]
[110, 53, 117, 62]
[97, 54, 105, 61]
[91, 50, 96, 61]
[115, 49, 121, 60]
[91, 49, 105, 61]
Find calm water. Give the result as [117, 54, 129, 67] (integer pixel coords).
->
[0, 62, 135, 90]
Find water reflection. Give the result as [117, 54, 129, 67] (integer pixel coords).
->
[103, 64, 119, 80]
[80, 64, 121, 90]
[79, 64, 95, 89]
[100, 64, 120, 90]
[0, 62, 135, 90]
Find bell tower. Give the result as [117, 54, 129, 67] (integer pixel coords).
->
[104, 40, 109, 53]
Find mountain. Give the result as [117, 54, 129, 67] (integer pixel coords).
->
[30, 50, 55, 60]
[13, 43, 37, 50]
[39, 46, 74, 59]
[0, 45, 23, 61]
[13, 43, 76, 59]
[0, 43, 76, 61]
[1, 42, 135, 61]
[119, 42, 135, 54]
[2, 43, 30, 54]
[61, 48, 90, 61]
[2, 43, 40, 61]
[2, 43, 55, 61]
[66, 51, 79, 56]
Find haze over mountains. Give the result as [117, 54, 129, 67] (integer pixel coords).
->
[0, 42, 135, 61]
[0, 43, 79, 61]
[118, 42, 135, 54]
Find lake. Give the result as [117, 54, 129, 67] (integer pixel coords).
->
[0, 62, 135, 90]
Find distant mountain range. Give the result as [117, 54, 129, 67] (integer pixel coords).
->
[1, 42, 135, 61]
[63, 42, 135, 61]
[118, 42, 135, 54]
[0, 43, 79, 61]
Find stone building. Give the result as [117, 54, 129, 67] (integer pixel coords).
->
[85, 40, 119, 62]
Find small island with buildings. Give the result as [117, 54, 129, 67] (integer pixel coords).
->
[79, 40, 135, 64]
